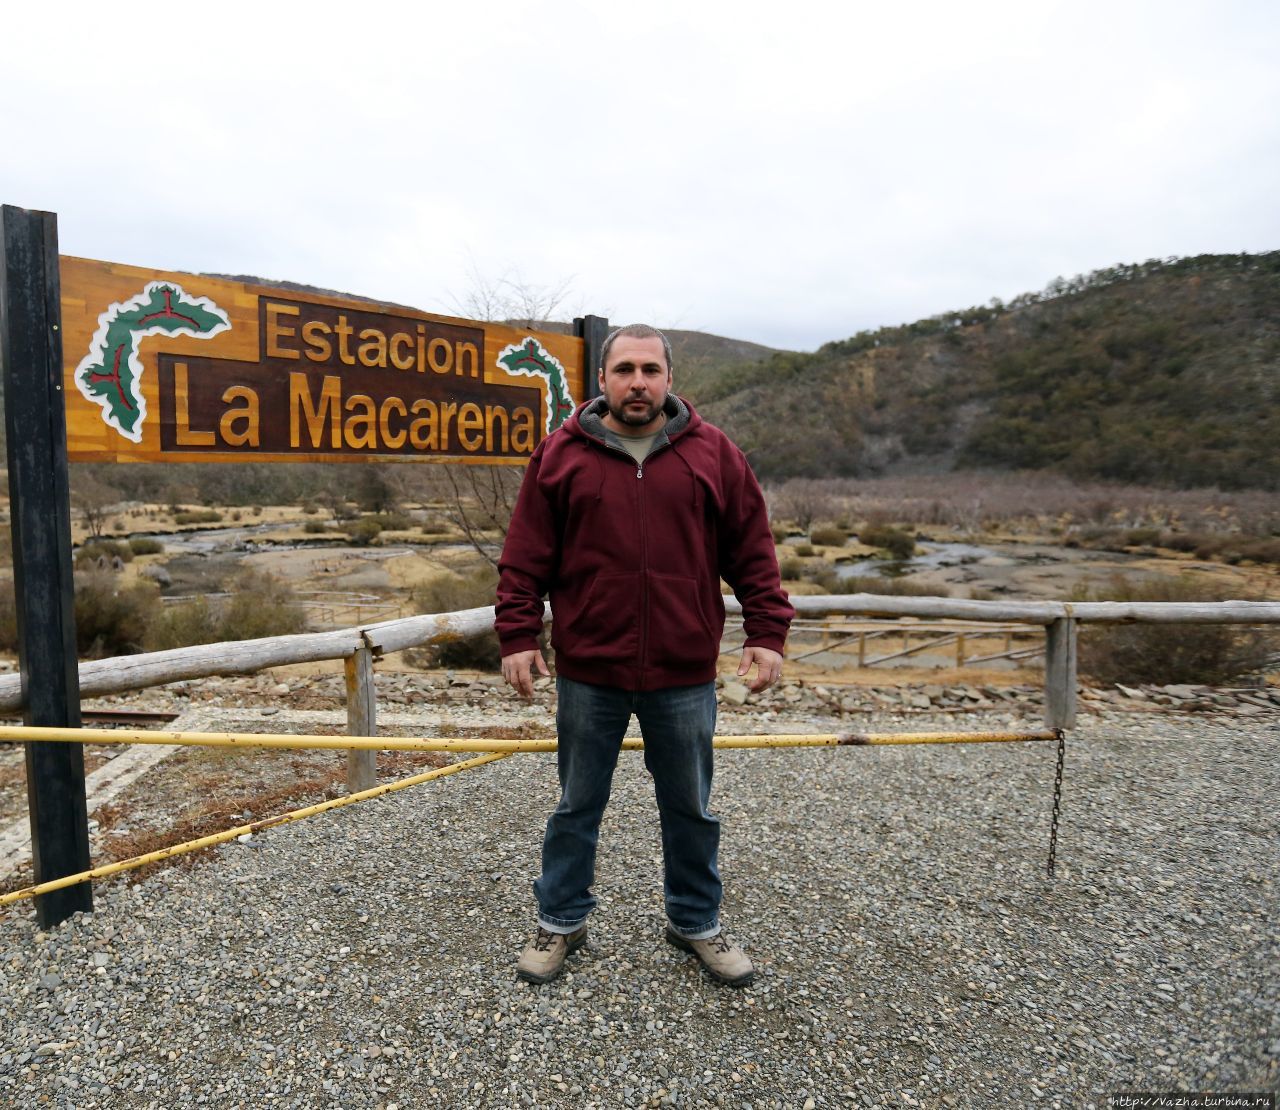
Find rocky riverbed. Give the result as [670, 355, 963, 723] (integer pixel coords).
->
[0, 676, 1276, 1109]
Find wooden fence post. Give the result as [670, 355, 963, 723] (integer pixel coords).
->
[1, 205, 92, 927]
[1044, 617, 1078, 728]
[574, 315, 609, 400]
[344, 644, 378, 792]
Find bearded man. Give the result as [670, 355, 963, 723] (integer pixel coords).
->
[495, 323, 793, 987]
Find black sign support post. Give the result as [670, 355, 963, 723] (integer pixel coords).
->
[0, 205, 91, 927]
[574, 314, 609, 401]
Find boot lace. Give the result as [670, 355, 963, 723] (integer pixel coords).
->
[533, 927, 558, 952]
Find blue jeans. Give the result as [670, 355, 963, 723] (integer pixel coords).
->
[535, 677, 722, 939]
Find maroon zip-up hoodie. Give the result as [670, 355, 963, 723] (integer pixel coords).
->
[495, 395, 793, 691]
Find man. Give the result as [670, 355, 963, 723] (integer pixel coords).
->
[495, 323, 793, 988]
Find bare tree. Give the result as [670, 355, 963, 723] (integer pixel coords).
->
[770, 479, 835, 534]
[71, 472, 120, 539]
[426, 466, 523, 570]
[430, 267, 578, 564]
[446, 259, 579, 332]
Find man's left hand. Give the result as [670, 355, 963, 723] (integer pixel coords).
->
[737, 646, 783, 693]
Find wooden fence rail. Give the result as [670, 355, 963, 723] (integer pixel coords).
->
[0, 595, 1274, 791]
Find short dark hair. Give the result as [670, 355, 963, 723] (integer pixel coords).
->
[599, 324, 673, 374]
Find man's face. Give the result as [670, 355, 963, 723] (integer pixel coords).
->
[598, 335, 671, 433]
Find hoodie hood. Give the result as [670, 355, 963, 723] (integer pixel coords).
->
[564, 393, 698, 448]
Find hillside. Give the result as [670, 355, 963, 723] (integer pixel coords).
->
[686, 253, 1280, 489]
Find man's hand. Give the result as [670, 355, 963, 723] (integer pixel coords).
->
[737, 646, 783, 693]
[502, 648, 550, 699]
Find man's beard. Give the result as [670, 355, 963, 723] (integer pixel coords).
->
[609, 394, 666, 427]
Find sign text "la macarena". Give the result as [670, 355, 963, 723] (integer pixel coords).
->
[158, 298, 542, 459]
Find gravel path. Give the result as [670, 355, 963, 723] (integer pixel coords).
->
[0, 705, 1276, 1109]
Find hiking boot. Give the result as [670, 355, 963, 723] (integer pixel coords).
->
[665, 927, 754, 987]
[516, 925, 587, 984]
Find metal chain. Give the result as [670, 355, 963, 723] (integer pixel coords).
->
[1046, 727, 1066, 877]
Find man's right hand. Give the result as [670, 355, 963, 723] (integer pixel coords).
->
[501, 648, 550, 699]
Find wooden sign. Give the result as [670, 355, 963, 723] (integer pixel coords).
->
[59, 256, 586, 464]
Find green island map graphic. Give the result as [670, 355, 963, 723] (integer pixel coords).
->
[74, 281, 230, 442]
[496, 337, 575, 435]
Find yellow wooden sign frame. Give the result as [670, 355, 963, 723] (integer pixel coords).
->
[60, 256, 586, 465]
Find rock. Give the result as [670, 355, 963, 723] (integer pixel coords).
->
[1115, 684, 1145, 699]
[141, 564, 172, 587]
[721, 682, 750, 706]
[271, 683, 290, 696]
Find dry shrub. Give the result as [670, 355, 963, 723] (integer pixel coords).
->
[0, 572, 155, 655]
[806, 568, 942, 596]
[408, 566, 501, 670]
[809, 525, 848, 547]
[858, 524, 916, 560]
[145, 597, 221, 651]
[1176, 533, 1280, 566]
[218, 570, 308, 642]
[1124, 527, 1161, 547]
[779, 557, 806, 581]
[368, 511, 412, 532]
[75, 540, 134, 568]
[174, 509, 222, 525]
[303, 520, 329, 534]
[1078, 575, 1275, 685]
[1, 568, 305, 657]
[770, 473, 1280, 538]
[341, 518, 383, 546]
[74, 572, 157, 657]
[127, 537, 164, 555]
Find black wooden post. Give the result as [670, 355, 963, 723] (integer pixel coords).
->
[0, 205, 91, 927]
[573, 315, 609, 400]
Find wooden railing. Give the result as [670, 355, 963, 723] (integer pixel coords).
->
[743, 617, 1044, 668]
[0, 595, 1274, 791]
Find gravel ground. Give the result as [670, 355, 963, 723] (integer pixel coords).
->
[0, 704, 1276, 1109]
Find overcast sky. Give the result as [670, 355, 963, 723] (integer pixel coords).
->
[4, 1, 1277, 352]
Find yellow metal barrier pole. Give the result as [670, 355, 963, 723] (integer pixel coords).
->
[0, 725, 1059, 751]
[0, 752, 509, 909]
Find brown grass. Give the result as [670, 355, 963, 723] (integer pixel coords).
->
[768, 472, 1280, 539]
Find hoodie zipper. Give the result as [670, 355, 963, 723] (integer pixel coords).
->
[601, 439, 668, 679]
[637, 458, 648, 681]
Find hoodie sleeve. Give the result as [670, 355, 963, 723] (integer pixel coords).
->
[495, 446, 560, 656]
[717, 442, 794, 654]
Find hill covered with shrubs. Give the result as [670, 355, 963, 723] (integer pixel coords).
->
[687, 252, 1280, 490]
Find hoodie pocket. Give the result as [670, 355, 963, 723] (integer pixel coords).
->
[645, 573, 720, 672]
[552, 572, 641, 665]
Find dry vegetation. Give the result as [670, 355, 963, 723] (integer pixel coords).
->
[766, 472, 1279, 544]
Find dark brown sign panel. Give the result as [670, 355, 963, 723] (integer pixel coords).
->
[157, 299, 542, 457]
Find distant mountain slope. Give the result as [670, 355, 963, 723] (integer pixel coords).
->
[687, 253, 1280, 490]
